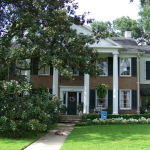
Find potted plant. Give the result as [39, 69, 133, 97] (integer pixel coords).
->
[59, 105, 67, 114]
[95, 83, 109, 99]
[77, 102, 83, 115]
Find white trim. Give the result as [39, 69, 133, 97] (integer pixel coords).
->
[38, 61, 50, 75]
[119, 89, 132, 110]
[120, 57, 131, 77]
[95, 90, 108, 109]
[60, 86, 84, 92]
[97, 58, 108, 76]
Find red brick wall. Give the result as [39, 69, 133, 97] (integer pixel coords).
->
[30, 75, 53, 88]
[119, 109, 137, 114]
[140, 84, 150, 88]
[119, 77, 137, 90]
[59, 76, 84, 86]
[90, 76, 113, 89]
[90, 76, 137, 90]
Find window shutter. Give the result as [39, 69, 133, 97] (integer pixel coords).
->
[32, 89, 36, 94]
[50, 67, 53, 75]
[79, 71, 84, 76]
[108, 90, 113, 107]
[146, 61, 150, 80]
[31, 58, 38, 75]
[108, 57, 113, 76]
[131, 57, 137, 76]
[90, 89, 95, 109]
[118, 57, 120, 76]
[132, 90, 137, 109]
[49, 89, 52, 94]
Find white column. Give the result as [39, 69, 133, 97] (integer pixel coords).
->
[24, 59, 31, 95]
[24, 59, 31, 81]
[137, 55, 140, 114]
[113, 53, 119, 115]
[83, 73, 90, 114]
[52, 67, 58, 97]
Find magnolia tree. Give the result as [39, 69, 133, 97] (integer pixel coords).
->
[0, 0, 110, 136]
[0, 82, 61, 136]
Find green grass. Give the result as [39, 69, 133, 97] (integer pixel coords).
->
[60, 124, 150, 150]
[0, 131, 48, 150]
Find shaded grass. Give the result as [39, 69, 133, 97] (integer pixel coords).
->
[0, 123, 57, 150]
[0, 130, 48, 150]
[60, 124, 150, 150]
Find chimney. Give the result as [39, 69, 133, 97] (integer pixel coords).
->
[124, 31, 132, 38]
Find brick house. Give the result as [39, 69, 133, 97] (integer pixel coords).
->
[24, 25, 150, 115]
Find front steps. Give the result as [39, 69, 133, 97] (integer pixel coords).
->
[58, 115, 82, 123]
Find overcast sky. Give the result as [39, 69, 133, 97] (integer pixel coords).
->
[75, 0, 141, 22]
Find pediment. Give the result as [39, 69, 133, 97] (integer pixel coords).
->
[71, 24, 122, 48]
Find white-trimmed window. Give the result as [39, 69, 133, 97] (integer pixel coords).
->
[95, 90, 108, 109]
[97, 58, 108, 76]
[38, 61, 50, 75]
[120, 58, 131, 76]
[70, 68, 79, 76]
[120, 89, 131, 109]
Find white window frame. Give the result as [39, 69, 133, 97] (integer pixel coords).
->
[120, 58, 131, 76]
[97, 58, 108, 76]
[38, 61, 50, 75]
[95, 90, 108, 110]
[70, 68, 79, 76]
[120, 89, 132, 110]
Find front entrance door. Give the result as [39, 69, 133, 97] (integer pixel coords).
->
[67, 92, 77, 115]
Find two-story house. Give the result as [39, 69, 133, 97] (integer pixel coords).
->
[24, 25, 150, 115]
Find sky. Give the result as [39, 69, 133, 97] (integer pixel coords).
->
[75, 0, 141, 22]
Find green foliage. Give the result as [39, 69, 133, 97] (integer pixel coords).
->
[0, 130, 48, 150]
[91, 21, 118, 41]
[0, 0, 107, 80]
[81, 113, 150, 120]
[95, 83, 108, 98]
[113, 16, 143, 38]
[0, 85, 61, 137]
[138, 4, 150, 45]
[59, 105, 67, 114]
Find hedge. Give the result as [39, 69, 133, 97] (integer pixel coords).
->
[81, 114, 150, 120]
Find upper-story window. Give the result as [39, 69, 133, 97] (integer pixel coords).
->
[120, 89, 131, 109]
[38, 61, 50, 75]
[120, 58, 131, 76]
[70, 68, 79, 76]
[97, 58, 108, 76]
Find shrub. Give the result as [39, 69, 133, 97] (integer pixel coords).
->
[75, 117, 150, 126]
[81, 114, 150, 120]
[0, 84, 61, 137]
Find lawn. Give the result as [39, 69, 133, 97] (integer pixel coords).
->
[0, 131, 48, 150]
[60, 124, 150, 150]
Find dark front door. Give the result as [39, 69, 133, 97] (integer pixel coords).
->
[67, 92, 77, 115]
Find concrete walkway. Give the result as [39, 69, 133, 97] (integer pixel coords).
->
[23, 123, 75, 150]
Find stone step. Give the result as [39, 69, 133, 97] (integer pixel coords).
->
[58, 115, 82, 123]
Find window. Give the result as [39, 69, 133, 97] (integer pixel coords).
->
[120, 58, 131, 76]
[70, 68, 79, 76]
[95, 90, 108, 109]
[120, 90, 131, 109]
[146, 61, 150, 80]
[97, 58, 108, 76]
[38, 61, 50, 75]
